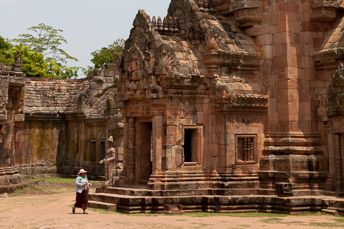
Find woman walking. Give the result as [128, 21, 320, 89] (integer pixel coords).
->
[72, 169, 90, 214]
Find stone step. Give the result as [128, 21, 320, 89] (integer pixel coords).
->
[88, 200, 117, 211]
[89, 193, 120, 203]
[102, 187, 259, 196]
[88, 192, 344, 214]
[321, 208, 338, 216]
[105, 187, 153, 196]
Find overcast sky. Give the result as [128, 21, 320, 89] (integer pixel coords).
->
[0, 0, 170, 68]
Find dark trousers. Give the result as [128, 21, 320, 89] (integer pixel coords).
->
[74, 189, 88, 209]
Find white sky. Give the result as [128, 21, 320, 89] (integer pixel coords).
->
[0, 0, 170, 68]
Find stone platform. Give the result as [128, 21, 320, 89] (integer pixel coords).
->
[89, 187, 344, 214]
[0, 167, 26, 193]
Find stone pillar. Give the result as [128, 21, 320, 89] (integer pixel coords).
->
[152, 115, 163, 174]
[210, 112, 218, 173]
[341, 134, 344, 194]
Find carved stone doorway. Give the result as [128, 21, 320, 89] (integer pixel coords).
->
[135, 121, 152, 185]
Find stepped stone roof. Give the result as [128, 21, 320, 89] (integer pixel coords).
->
[24, 75, 118, 119]
[25, 79, 90, 115]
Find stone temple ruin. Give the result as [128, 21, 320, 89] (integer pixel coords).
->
[0, 62, 122, 191]
[2, 0, 344, 214]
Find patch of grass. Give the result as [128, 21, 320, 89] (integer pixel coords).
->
[184, 212, 288, 218]
[89, 208, 117, 215]
[336, 216, 344, 224]
[30, 176, 75, 184]
[9, 176, 76, 196]
[175, 219, 187, 221]
[291, 211, 323, 216]
[309, 221, 344, 228]
[260, 217, 284, 224]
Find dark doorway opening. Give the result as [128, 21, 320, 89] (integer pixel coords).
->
[137, 122, 152, 184]
[89, 141, 96, 162]
[99, 141, 106, 162]
[184, 129, 198, 163]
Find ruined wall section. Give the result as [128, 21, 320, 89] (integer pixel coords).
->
[15, 70, 120, 178]
[0, 63, 25, 192]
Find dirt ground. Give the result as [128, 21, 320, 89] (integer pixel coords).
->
[0, 190, 344, 229]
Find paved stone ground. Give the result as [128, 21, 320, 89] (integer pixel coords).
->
[0, 191, 344, 229]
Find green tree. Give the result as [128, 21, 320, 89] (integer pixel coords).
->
[0, 36, 11, 50]
[85, 39, 125, 76]
[91, 39, 125, 69]
[13, 23, 77, 64]
[12, 23, 80, 78]
[0, 39, 47, 77]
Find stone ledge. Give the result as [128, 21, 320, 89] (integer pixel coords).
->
[89, 190, 344, 214]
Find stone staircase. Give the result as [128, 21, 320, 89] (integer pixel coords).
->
[88, 186, 344, 214]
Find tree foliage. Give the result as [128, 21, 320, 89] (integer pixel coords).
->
[0, 37, 46, 77]
[10, 23, 80, 78]
[84, 39, 125, 76]
[91, 39, 125, 69]
[0, 36, 11, 50]
[13, 23, 78, 64]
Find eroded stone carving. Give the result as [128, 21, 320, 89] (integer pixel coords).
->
[99, 136, 116, 186]
[313, 0, 342, 8]
[328, 64, 344, 115]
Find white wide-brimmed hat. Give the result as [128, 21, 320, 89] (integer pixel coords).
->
[107, 136, 114, 142]
[78, 169, 87, 174]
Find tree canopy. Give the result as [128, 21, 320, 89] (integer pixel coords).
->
[91, 39, 125, 69]
[85, 39, 125, 76]
[0, 36, 46, 77]
[5, 23, 81, 78]
[1, 25, 125, 78]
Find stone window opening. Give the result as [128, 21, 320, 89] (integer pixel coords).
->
[236, 135, 256, 164]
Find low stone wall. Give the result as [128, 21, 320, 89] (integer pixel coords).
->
[18, 164, 57, 176]
[0, 167, 25, 193]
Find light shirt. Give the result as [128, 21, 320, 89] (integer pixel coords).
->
[75, 175, 88, 193]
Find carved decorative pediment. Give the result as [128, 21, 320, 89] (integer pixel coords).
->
[312, 0, 342, 8]
[311, 0, 342, 22]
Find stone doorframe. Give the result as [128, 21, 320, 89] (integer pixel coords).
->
[181, 125, 204, 166]
[334, 133, 344, 195]
[134, 119, 153, 185]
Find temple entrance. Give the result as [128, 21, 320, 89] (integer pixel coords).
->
[135, 121, 152, 185]
[183, 128, 199, 163]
